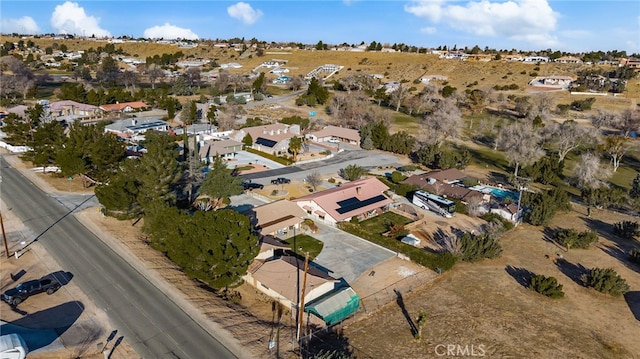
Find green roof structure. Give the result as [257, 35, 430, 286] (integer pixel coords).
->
[305, 287, 360, 326]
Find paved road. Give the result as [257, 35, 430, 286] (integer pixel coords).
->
[241, 148, 405, 183]
[0, 156, 237, 359]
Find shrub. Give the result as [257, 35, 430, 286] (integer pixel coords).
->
[390, 171, 407, 184]
[555, 228, 598, 249]
[613, 221, 639, 240]
[398, 165, 418, 172]
[582, 267, 630, 296]
[481, 213, 514, 231]
[630, 249, 640, 265]
[528, 275, 564, 298]
[459, 232, 502, 262]
[328, 177, 336, 183]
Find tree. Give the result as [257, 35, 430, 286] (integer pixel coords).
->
[198, 156, 243, 210]
[582, 267, 630, 296]
[289, 76, 305, 91]
[120, 70, 139, 90]
[497, 122, 544, 177]
[573, 152, 610, 190]
[555, 228, 598, 249]
[415, 310, 427, 339]
[96, 56, 119, 84]
[630, 174, 640, 199]
[241, 133, 253, 147]
[306, 171, 322, 191]
[600, 135, 628, 172]
[145, 207, 259, 289]
[252, 72, 266, 94]
[136, 132, 181, 210]
[340, 164, 366, 181]
[146, 64, 165, 89]
[547, 120, 595, 162]
[612, 109, 640, 137]
[390, 83, 410, 112]
[95, 163, 142, 218]
[180, 100, 198, 125]
[528, 275, 564, 298]
[613, 221, 639, 240]
[458, 232, 502, 262]
[31, 121, 65, 172]
[465, 88, 488, 129]
[288, 136, 303, 161]
[420, 98, 462, 147]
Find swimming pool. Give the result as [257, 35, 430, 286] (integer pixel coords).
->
[472, 185, 519, 201]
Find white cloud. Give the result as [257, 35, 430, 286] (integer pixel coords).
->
[1, 16, 40, 34]
[405, 0, 560, 47]
[50, 1, 110, 37]
[227, 2, 263, 25]
[144, 23, 199, 40]
[421, 27, 437, 34]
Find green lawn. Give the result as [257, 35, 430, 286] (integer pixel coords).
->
[391, 112, 419, 132]
[283, 234, 324, 260]
[358, 212, 413, 234]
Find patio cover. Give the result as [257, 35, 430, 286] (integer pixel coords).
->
[305, 287, 360, 325]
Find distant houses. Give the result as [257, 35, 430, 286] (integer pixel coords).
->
[104, 117, 169, 139]
[306, 125, 361, 146]
[231, 123, 301, 155]
[100, 101, 149, 113]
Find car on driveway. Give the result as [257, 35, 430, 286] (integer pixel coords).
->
[271, 177, 291, 185]
[2, 275, 62, 306]
[242, 181, 264, 191]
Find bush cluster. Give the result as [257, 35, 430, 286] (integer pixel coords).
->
[630, 249, 640, 265]
[613, 221, 639, 240]
[528, 275, 564, 298]
[459, 232, 502, 262]
[582, 267, 630, 296]
[555, 228, 598, 249]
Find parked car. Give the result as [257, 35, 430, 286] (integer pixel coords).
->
[2, 275, 62, 306]
[271, 177, 291, 185]
[327, 138, 340, 143]
[242, 182, 264, 191]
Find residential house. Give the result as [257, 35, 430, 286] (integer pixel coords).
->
[243, 200, 307, 237]
[48, 100, 103, 122]
[244, 255, 340, 312]
[198, 139, 243, 163]
[555, 56, 583, 64]
[104, 117, 169, 139]
[490, 203, 523, 223]
[523, 56, 549, 63]
[541, 75, 574, 88]
[100, 101, 149, 113]
[293, 177, 394, 224]
[402, 169, 485, 204]
[231, 123, 300, 155]
[306, 125, 361, 146]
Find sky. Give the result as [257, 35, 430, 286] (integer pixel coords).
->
[1, 0, 638, 54]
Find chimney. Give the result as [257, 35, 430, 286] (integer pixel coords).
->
[132, 119, 137, 126]
[356, 186, 361, 195]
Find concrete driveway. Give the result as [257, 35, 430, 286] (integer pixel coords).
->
[310, 222, 395, 284]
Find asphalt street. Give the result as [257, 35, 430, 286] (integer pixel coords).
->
[0, 155, 237, 359]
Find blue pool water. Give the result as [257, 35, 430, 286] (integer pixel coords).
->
[490, 188, 519, 201]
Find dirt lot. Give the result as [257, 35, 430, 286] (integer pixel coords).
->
[343, 204, 640, 358]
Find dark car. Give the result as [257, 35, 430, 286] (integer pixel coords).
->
[2, 275, 61, 306]
[271, 177, 291, 185]
[242, 181, 264, 191]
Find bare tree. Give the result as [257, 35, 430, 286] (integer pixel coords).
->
[573, 152, 610, 189]
[612, 109, 640, 137]
[305, 171, 322, 191]
[527, 93, 554, 122]
[547, 120, 596, 162]
[215, 111, 237, 131]
[465, 196, 485, 217]
[497, 122, 545, 177]
[185, 67, 202, 88]
[215, 71, 230, 93]
[0, 56, 35, 99]
[329, 91, 371, 128]
[419, 98, 462, 147]
[600, 135, 628, 172]
[289, 75, 305, 91]
[590, 109, 615, 130]
[390, 83, 410, 112]
[146, 64, 165, 89]
[120, 70, 139, 91]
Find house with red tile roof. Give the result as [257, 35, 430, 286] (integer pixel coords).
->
[100, 101, 149, 113]
[293, 177, 393, 224]
[306, 125, 361, 146]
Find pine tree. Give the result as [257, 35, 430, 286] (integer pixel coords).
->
[199, 156, 243, 210]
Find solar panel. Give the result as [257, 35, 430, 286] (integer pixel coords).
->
[336, 195, 388, 214]
[255, 137, 277, 147]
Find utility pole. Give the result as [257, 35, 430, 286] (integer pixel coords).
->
[1, 212, 8, 258]
[515, 176, 531, 226]
[296, 252, 309, 343]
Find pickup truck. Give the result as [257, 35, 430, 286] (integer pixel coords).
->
[271, 177, 291, 185]
[2, 275, 61, 306]
[242, 182, 264, 191]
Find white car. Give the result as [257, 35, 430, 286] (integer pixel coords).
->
[327, 138, 340, 143]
